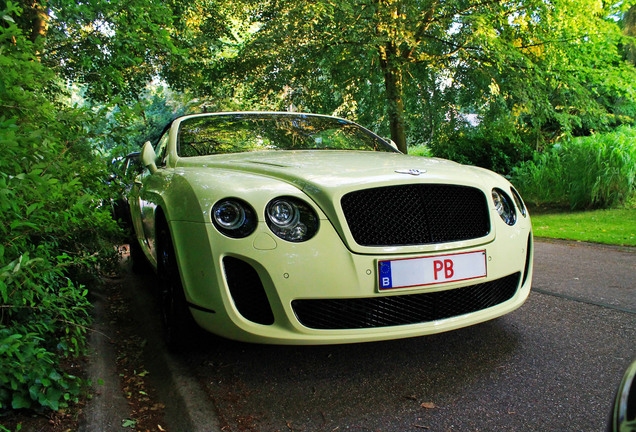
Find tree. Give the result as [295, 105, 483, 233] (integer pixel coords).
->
[9, 0, 232, 103]
[198, 0, 636, 157]
[208, 0, 517, 152]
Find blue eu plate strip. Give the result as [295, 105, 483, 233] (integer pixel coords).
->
[379, 261, 392, 289]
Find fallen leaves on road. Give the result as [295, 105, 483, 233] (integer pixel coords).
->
[109, 283, 166, 431]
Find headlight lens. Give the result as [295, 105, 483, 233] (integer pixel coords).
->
[510, 187, 527, 218]
[212, 198, 257, 238]
[492, 188, 516, 226]
[267, 200, 300, 227]
[266, 197, 319, 242]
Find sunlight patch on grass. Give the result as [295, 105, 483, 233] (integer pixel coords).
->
[530, 208, 636, 246]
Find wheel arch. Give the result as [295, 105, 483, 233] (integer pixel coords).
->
[154, 206, 169, 239]
[151, 206, 171, 268]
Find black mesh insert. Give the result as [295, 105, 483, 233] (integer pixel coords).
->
[341, 184, 490, 246]
[292, 273, 520, 330]
[223, 257, 274, 325]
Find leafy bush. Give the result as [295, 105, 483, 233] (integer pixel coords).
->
[408, 144, 433, 157]
[511, 127, 636, 209]
[429, 127, 533, 175]
[0, 3, 121, 413]
[0, 329, 83, 411]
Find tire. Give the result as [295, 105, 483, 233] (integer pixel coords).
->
[129, 238, 150, 274]
[157, 226, 197, 351]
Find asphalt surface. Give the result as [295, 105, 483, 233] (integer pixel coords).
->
[81, 240, 635, 432]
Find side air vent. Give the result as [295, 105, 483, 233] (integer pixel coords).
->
[522, 233, 533, 287]
[223, 257, 274, 325]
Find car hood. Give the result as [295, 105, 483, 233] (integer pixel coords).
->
[175, 150, 498, 194]
[174, 151, 504, 252]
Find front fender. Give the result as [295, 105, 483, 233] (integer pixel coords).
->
[129, 169, 203, 267]
[131, 166, 320, 267]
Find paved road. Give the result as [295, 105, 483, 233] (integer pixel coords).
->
[84, 240, 636, 432]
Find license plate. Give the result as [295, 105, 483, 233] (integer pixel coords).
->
[378, 250, 487, 290]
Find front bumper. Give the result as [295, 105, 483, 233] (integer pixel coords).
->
[169, 216, 533, 345]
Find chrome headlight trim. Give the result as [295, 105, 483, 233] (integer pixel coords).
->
[266, 197, 319, 242]
[510, 186, 527, 218]
[212, 198, 257, 238]
[492, 188, 517, 226]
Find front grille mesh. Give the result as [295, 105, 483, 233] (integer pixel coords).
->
[292, 273, 520, 330]
[341, 184, 490, 246]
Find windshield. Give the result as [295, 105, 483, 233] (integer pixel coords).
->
[177, 113, 394, 156]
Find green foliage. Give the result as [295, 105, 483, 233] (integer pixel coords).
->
[0, 329, 83, 411]
[96, 86, 196, 155]
[511, 127, 636, 209]
[429, 126, 534, 174]
[42, 0, 176, 101]
[407, 144, 433, 158]
[25, 0, 234, 103]
[193, 0, 636, 157]
[465, 0, 636, 146]
[0, 2, 121, 413]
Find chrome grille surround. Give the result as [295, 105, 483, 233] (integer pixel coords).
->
[341, 184, 490, 247]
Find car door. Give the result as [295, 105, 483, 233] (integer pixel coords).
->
[129, 130, 171, 265]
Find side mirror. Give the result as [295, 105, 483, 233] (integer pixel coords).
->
[141, 141, 157, 174]
[608, 358, 636, 432]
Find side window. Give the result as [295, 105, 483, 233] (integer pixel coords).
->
[155, 132, 170, 166]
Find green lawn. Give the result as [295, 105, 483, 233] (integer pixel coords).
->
[530, 208, 636, 246]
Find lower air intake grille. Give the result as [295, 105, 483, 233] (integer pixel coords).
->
[223, 257, 274, 325]
[341, 184, 490, 246]
[292, 273, 520, 330]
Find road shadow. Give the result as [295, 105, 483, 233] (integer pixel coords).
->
[119, 252, 523, 431]
[176, 303, 522, 431]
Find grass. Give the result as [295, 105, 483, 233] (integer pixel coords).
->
[530, 207, 636, 246]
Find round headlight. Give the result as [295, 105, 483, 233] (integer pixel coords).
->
[267, 200, 300, 227]
[266, 197, 319, 242]
[212, 198, 257, 238]
[492, 188, 516, 226]
[214, 201, 245, 229]
[510, 187, 527, 218]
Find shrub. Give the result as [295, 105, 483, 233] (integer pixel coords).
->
[511, 127, 636, 209]
[0, 3, 121, 414]
[408, 144, 433, 157]
[429, 127, 533, 175]
[0, 329, 83, 411]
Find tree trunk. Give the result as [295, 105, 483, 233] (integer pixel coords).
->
[20, 0, 49, 44]
[625, 4, 636, 66]
[379, 44, 408, 153]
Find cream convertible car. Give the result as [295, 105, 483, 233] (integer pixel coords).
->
[129, 112, 533, 347]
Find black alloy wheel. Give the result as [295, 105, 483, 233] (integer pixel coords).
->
[129, 238, 150, 274]
[157, 226, 197, 351]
